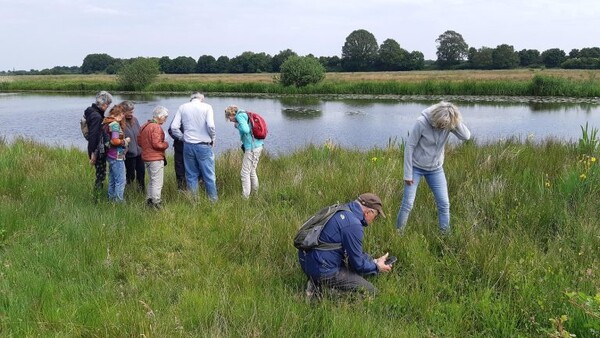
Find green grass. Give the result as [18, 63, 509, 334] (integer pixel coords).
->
[0, 137, 599, 337]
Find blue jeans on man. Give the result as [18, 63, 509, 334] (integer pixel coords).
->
[183, 142, 217, 201]
[396, 166, 450, 233]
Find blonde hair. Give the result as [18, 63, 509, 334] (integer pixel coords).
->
[224, 105, 238, 119]
[429, 101, 462, 130]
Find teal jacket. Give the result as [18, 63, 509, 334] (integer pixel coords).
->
[236, 110, 264, 151]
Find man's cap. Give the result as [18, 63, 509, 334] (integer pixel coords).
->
[358, 193, 385, 218]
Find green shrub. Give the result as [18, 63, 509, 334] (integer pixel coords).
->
[117, 58, 160, 91]
[279, 56, 325, 87]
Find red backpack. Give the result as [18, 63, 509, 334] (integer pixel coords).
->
[246, 111, 268, 139]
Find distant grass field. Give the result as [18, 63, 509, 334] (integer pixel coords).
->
[2, 69, 600, 97]
[1, 135, 599, 337]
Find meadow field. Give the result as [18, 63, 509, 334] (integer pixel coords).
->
[0, 135, 599, 337]
[2, 69, 600, 97]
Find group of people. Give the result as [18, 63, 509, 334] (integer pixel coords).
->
[85, 91, 471, 300]
[85, 91, 265, 207]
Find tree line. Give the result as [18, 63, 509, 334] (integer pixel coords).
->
[4, 29, 600, 75]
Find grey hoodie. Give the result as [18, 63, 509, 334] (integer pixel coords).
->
[403, 106, 471, 181]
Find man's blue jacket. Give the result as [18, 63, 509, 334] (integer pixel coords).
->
[297, 200, 378, 279]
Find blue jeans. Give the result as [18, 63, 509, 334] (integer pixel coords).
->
[107, 158, 126, 202]
[183, 142, 217, 201]
[396, 166, 450, 232]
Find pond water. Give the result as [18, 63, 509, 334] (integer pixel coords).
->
[1, 92, 600, 156]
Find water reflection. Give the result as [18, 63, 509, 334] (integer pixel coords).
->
[281, 107, 322, 120]
[1, 92, 600, 156]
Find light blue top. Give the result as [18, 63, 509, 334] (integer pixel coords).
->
[236, 110, 264, 151]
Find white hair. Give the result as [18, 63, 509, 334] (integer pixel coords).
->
[428, 101, 462, 130]
[95, 90, 113, 106]
[152, 105, 169, 119]
[190, 92, 204, 101]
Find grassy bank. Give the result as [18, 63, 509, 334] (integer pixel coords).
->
[2, 69, 600, 97]
[0, 136, 599, 337]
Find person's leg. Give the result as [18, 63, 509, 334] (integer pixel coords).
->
[107, 158, 116, 201]
[146, 161, 164, 205]
[135, 156, 146, 191]
[424, 167, 450, 233]
[174, 148, 186, 190]
[396, 167, 423, 231]
[113, 160, 126, 202]
[93, 154, 107, 202]
[124, 156, 135, 185]
[240, 150, 252, 198]
[249, 147, 262, 195]
[183, 143, 200, 194]
[197, 145, 218, 202]
[320, 267, 377, 296]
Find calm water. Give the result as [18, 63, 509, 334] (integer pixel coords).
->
[1, 92, 600, 155]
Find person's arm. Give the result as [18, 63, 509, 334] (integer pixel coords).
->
[87, 113, 102, 156]
[170, 110, 183, 141]
[340, 221, 378, 275]
[150, 126, 169, 151]
[236, 112, 251, 135]
[403, 120, 424, 183]
[206, 106, 216, 145]
[109, 124, 125, 146]
[452, 121, 471, 141]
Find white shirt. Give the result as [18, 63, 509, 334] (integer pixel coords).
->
[170, 98, 216, 144]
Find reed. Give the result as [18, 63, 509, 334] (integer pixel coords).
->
[2, 70, 600, 97]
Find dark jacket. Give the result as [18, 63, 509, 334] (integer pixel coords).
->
[297, 201, 378, 279]
[168, 124, 184, 153]
[84, 103, 105, 157]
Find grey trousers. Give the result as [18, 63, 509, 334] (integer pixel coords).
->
[145, 160, 164, 203]
[316, 266, 376, 296]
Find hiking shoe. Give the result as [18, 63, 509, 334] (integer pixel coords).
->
[305, 280, 319, 300]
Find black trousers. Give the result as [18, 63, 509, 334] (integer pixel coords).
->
[125, 155, 145, 190]
[174, 148, 186, 190]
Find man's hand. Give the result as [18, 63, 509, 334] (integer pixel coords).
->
[405, 180, 414, 185]
[374, 253, 392, 273]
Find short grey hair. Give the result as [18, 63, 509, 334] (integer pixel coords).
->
[95, 91, 113, 106]
[190, 91, 204, 101]
[120, 100, 135, 112]
[429, 101, 462, 130]
[152, 105, 169, 119]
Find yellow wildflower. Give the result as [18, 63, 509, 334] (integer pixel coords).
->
[580, 173, 587, 180]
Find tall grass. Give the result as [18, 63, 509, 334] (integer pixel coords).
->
[2, 71, 600, 97]
[0, 136, 599, 337]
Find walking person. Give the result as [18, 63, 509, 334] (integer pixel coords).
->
[297, 193, 392, 299]
[169, 92, 218, 202]
[102, 104, 130, 203]
[396, 101, 471, 234]
[85, 90, 113, 201]
[138, 106, 170, 209]
[121, 100, 145, 192]
[225, 105, 264, 199]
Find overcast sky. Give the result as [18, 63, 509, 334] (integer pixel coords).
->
[1, 0, 599, 71]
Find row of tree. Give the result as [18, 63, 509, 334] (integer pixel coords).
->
[4, 29, 600, 75]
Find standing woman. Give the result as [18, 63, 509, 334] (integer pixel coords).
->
[138, 106, 170, 209]
[396, 101, 471, 234]
[121, 101, 145, 192]
[103, 105, 130, 203]
[225, 105, 264, 199]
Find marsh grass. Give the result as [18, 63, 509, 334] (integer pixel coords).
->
[0, 136, 599, 337]
[2, 70, 600, 97]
